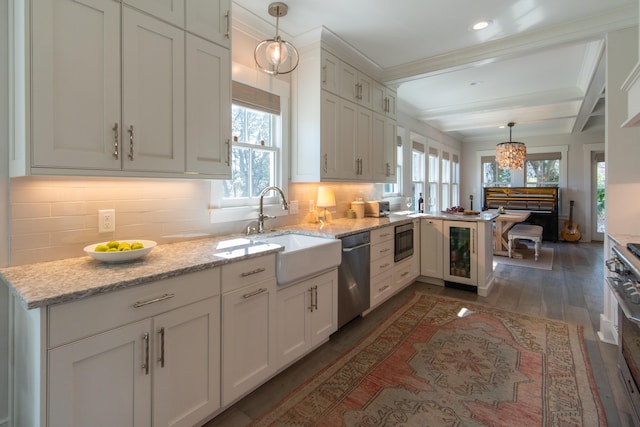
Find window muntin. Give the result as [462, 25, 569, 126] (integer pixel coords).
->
[441, 151, 450, 209]
[428, 148, 439, 211]
[451, 154, 460, 207]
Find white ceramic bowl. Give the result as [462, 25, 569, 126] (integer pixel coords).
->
[84, 240, 157, 263]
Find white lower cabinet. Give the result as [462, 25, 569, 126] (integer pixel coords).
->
[276, 269, 338, 368]
[221, 255, 277, 406]
[44, 268, 222, 427]
[48, 297, 220, 427]
[420, 218, 444, 278]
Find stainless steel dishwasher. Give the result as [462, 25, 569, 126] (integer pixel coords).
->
[338, 231, 370, 329]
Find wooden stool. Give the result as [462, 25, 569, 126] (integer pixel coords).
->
[508, 224, 543, 261]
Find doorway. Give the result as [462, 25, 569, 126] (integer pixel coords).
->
[592, 151, 605, 241]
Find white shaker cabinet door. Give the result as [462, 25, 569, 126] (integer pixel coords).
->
[153, 297, 221, 427]
[123, 8, 186, 173]
[31, 0, 121, 170]
[186, 34, 231, 177]
[48, 319, 152, 427]
[124, 0, 185, 27]
[186, 0, 231, 47]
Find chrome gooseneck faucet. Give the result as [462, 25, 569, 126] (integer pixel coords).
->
[258, 186, 288, 233]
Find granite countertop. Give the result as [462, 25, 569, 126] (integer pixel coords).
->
[404, 210, 499, 222]
[0, 216, 413, 310]
[609, 233, 640, 247]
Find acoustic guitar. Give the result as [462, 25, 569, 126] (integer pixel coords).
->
[561, 200, 581, 242]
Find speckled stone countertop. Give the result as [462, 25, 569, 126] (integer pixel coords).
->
[0, 236, 283, 310]
[0, 217, 414, 310]
[411, 210, 499, 222]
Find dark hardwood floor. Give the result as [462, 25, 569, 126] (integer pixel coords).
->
[204, 241, 636, 427]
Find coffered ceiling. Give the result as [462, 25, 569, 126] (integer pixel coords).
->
[233, 0, 637, 143]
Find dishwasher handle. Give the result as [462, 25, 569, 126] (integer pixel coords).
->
[342, 243, 370, 252]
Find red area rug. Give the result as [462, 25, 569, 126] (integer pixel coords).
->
[252, 293, 607, 426]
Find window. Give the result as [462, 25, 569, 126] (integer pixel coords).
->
[525, 152, 560, 187]
[217, 80, 283, 208]
[451, 154, 460, 207]
[441, 151, 450, 209]
[412, 142, 425, 209]
[224, 105, 278, 199]
[481, 156, 512, 187]
[427, 147, 439, 211]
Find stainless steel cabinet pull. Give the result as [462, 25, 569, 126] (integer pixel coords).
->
[225, 139, 231, 165]
[128, 125, 134, 160]
[242, 287, 267, 299]
[342, 243, 369, 252]
[312, 285, 318, 311]
[386, 162, 390, 176]
[401, 271, 409, 277]
[380, 248, 390, 253]
[379, 285, 389, 292]
[472, 229, 476, 254]
[133, 293, 175, 308]
[380, 263, 390, 269]
[142, 333, 150, 375]
[322, 66, 327, 84]
[308, 287, 314, 312]
[158, 327, 165, 367]
[224, 11, 230, 38]
[112, 123, 119, 159]
[323, 153, 328, 173]
[380, 233, 391, 238]
[240, 267, 266, 277]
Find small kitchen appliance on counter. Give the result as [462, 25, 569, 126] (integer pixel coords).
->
[364, 200, 390, 217]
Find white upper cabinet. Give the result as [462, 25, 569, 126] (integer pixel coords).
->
[123, 8, 185, 173]
[12, 0, 231, 178]
[186, 0, 231, 48]
[292, 42, 397, 183]
[30, 0, 122, 171]
[186, 34, 231, 176]
[373, 82, 397, 119]
[124, 0, 185, 27]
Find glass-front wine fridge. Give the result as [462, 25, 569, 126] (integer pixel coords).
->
[443, 220, 477, 288]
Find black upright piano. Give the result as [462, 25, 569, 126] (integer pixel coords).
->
[483, 187, 559, 242]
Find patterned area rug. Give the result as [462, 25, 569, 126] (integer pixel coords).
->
[252, 293, 607, 426]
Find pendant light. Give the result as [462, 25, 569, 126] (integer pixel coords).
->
[254, 2, 299, 75]
[496, 122, 526, 170]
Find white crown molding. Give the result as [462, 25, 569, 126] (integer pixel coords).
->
[383, 4, 638, 85]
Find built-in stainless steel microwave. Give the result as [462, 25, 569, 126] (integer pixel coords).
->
[364, 201, 390, 217]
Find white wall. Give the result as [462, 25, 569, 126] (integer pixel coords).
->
[606, 26, 640, 236]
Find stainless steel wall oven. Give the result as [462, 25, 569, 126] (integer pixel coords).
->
[394, 222, 414, 262]
[607, 242, 640, 425]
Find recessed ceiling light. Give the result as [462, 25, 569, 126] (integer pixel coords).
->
[472, 21, 490, 31]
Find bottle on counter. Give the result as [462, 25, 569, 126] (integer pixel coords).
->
[418, 193, 424, 213]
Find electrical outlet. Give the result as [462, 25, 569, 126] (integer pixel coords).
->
[289, 200, 299, 214]
[98, 209, 115, 233]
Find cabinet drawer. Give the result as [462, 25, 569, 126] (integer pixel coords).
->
[371, 239, 394, 261]
[49, 267, 221, 348]
[221, 254, 276, 293]
[371, 255, 394, 277]
[393, 258, 413, 288]
[371, 226, 394, 244]
[370, 271, 393, 308]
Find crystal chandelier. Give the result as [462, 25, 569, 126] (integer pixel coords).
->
[496, 122, 526, 170]
[254, 2, 299, 75]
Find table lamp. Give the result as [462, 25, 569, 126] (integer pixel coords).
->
[316, 186, 336, 223]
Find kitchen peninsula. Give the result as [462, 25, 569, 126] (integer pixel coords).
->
[411, 210, 498, 297]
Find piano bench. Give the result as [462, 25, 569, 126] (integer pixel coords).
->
[508, 224, 543, 261]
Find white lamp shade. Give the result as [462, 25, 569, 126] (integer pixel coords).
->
[316, 186, 336, 208]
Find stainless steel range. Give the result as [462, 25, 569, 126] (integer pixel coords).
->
[606, 242, 640, 426]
